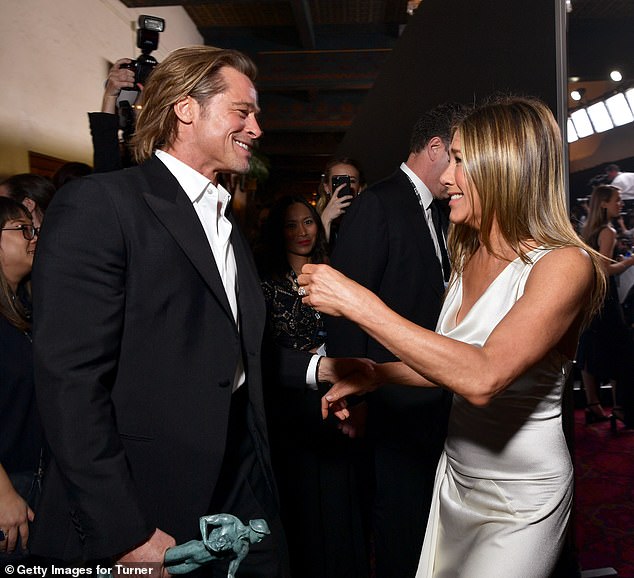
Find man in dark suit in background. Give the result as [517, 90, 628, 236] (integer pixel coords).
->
[31, 46, 355, 577]
[326, 103, 467, 577]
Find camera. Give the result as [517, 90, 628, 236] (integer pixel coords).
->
[120, 15, 165, 88]
[121, 55, 157, 87]
[117, 15, 165, 138]
[331, 174, 354, 198]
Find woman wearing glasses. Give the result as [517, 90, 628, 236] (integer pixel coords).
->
[0, 173, 55, 229]
[0, 197, 42, 565]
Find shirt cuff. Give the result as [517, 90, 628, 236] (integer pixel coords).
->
[306, 354, 322, 391]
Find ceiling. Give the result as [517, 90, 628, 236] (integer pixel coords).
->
[119, 0, 634, 193]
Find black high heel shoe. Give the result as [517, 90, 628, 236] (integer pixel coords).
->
[585, 403, 609, 425]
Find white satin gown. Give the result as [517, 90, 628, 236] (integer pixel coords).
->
[416, 248, 573, 578]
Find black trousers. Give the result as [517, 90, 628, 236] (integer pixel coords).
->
[203, 386, 290, 578]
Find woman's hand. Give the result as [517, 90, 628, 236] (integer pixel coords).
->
[297, 263, 372, 319]
[0, 481, 34, 553]
[320, 189, 353, 241]
[321, 365, 382, 420]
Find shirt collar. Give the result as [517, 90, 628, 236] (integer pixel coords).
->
[155, 150, 232, 212]
[400, 162, 433, 209]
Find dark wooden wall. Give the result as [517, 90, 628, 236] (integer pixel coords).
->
[337, 0, 562, 186]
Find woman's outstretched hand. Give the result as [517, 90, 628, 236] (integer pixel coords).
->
[321, 362, 382, 420]
[297, 263, 369, 318]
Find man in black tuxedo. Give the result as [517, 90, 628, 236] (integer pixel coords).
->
[31, 46, 353, 576]
[326, 103, 467, 577]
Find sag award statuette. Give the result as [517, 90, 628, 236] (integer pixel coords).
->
[108, 514, 270, 577]
[165, 514, 270, 577]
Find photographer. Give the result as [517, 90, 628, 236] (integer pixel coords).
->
[88, 59, 138, 173]
[88, 16, 164, 174]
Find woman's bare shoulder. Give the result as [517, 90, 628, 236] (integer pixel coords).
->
[529, 246, 594, 287]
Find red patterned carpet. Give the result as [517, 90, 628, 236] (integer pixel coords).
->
[574, 408, 634, 577]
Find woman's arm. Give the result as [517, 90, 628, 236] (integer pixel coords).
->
[301, 246, 594, 407]
[320, 360, 434, 418]
[597, 226, 634, 275]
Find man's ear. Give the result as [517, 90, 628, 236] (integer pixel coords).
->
[427, 136, 445, 161]
[22, 197, 36, 214]
[173, 96, 197, 125]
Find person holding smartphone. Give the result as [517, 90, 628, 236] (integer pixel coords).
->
[316, 157, 366, 247]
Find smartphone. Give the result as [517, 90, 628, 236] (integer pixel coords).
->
[331, 174, 353, 198]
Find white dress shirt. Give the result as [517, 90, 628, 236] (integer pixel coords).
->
[400, 163, 447, 279]
[611, 171, 634, 201]
[155, 150, 245, 391]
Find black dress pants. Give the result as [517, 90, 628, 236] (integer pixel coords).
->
[203, 385, 290, 578]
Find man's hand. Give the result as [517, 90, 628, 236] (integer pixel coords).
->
[337, 402, 368, 438]
[317, 356, 374, 385]
[101, 58, 137, 114]
[116, 528, 176, 578]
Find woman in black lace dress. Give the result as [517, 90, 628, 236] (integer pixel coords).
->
[259, 196, 328, 354]
[257, 196, 368, 578]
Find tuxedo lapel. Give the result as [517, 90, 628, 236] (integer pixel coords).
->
[137, 157, 236, 323]
[229, 212, 266, 352]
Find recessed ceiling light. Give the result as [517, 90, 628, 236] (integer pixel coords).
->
[570, 89, 584, 101]
[610, 70, 623, 82]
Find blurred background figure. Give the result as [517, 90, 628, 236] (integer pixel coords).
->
[256, 195, 368, 578]
[0, 174, 55, 229]
[51, 162, 92, 190]
[570, 197, 589, 235]
[316, 157, 366, 247]
[0, 197, 43, 566]
[577, 184, 634, 426]
[606, 164, 634, 211]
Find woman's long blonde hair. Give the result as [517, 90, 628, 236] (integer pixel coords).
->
[448, 95, 605, 322]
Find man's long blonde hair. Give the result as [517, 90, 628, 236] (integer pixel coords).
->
[132, 46, 257, 163]
[448, 95, 605, 323]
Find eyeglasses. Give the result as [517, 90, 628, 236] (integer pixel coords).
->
[1, 224, 39, 240]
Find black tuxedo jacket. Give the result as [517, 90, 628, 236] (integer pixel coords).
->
[326, 168, 449, 440]
[31, 156, 308, 560]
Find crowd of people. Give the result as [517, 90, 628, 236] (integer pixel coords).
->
[1, 43, 633, 578]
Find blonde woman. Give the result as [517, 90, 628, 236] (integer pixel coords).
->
[299, 96, 605, 577]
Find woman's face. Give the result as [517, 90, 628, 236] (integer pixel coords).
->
[326, 163, 362, 196]
[441, 132, 482, 228]
[602, 189, 622, 220]
[284, 202, 318, 258]
[0, 215, 37, 287]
